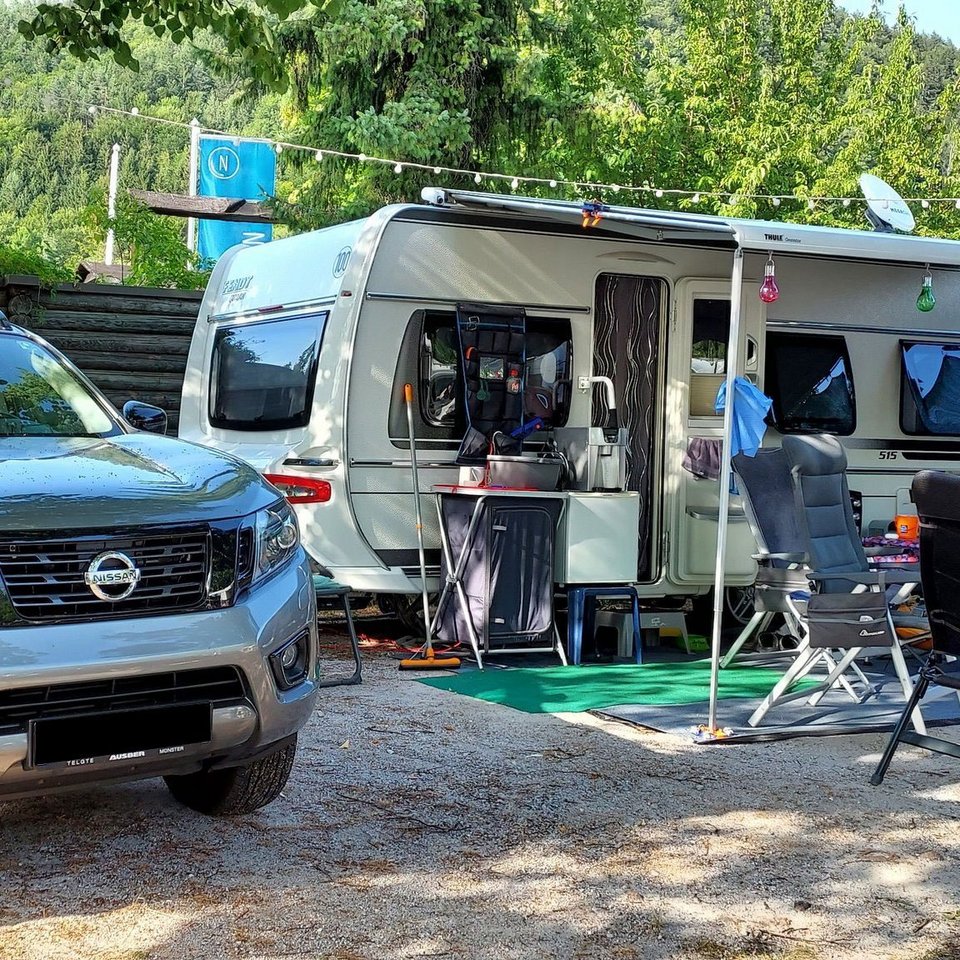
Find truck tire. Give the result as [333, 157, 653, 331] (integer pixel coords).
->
[164, 736, 297, 816]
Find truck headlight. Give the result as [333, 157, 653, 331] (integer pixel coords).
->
[253, 500, 300, 585]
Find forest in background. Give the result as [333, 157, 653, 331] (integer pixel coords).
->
[4, 0, 960, 285]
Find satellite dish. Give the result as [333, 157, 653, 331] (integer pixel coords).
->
[859, 173, 915, 233]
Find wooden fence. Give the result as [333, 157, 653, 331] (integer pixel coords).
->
[0, 276, 202, 433]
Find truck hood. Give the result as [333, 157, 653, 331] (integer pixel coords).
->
[0, 434, 280, 532]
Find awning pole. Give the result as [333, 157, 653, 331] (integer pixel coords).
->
[707, 245, 745, 733]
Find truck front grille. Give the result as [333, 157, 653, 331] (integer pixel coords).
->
[0, 666, 246, 732]
[0, 529, 209, 622]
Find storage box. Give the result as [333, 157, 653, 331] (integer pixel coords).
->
[555, 493, 640, 583]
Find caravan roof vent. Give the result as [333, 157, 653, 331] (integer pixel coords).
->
[859, 174, 916, 234]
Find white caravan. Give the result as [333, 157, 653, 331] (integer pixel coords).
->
[179, 188, 960, 612]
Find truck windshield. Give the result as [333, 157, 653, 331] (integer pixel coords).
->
[0, 335, 115, 437]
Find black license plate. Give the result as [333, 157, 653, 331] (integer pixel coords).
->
[29, 702, 212, 769]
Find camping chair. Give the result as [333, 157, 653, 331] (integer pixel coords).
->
[722, 449, 810, 668]
[747, 434, 924, 730]
[871, 470, 960, 785]
[313, 573, 363, 687]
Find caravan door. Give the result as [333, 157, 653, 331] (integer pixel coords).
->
[667, 278, 764, 586]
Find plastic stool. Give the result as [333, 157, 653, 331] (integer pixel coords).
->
[313, 574, 362, 687]
[567, 585, 642, 665]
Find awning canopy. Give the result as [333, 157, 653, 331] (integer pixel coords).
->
[421, 187, 960, 268]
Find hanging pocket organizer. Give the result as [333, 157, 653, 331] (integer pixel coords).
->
[455, 303, 527, 464]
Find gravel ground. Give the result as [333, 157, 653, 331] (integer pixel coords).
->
[1, 647, 959, 960]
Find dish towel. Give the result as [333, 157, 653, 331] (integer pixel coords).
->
[714, 376, 773, 458]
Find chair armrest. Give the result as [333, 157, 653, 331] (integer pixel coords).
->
[754, 552, 808, 563]
[811, 570, 918, 586]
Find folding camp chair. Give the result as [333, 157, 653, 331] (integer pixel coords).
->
[722, 449, 810, 667]
[747, 435, 924, 730]
[871, 470, 960, 784]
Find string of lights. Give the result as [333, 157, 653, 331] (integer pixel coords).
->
[85, 102, 960, 210]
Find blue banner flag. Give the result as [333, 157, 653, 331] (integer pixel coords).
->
[196, 136, 276, 263]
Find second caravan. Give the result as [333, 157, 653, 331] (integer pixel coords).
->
[179, 188, 960, 610]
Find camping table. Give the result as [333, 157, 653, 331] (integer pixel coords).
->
[862, 535, 920, 566]
[431, 485, 568, 669]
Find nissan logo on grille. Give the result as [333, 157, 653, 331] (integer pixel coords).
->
[84, 551, 141, 602]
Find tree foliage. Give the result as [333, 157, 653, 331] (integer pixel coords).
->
[86, 193, 212, 288]
[6, 0, 960, 284]
[17, 0, 343, 86]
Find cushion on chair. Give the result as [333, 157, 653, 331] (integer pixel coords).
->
[312, 573, 351, 598]
[782, 435, 868, 590]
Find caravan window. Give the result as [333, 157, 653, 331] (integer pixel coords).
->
[765, 332, 856, 435]
[420, 317, 461, 427]
[901, 340, 960, 435]
[209, 313, 326, 431]
[691, 298, 730, 376]
[418, 312, 573, 430]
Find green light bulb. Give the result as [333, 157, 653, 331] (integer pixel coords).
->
[917, 275, 936, 313]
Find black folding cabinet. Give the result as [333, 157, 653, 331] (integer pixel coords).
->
[433, 492, 565, 667]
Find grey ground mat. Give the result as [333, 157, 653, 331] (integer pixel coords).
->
[596, 668, 960, 743]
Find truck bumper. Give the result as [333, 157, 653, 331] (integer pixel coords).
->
[0, 552, 318, 801]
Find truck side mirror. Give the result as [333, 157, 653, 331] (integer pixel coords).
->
[123, 400, 168, 435]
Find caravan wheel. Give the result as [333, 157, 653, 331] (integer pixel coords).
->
[376, 593, 431, 633]
[724, 586, 756, 626]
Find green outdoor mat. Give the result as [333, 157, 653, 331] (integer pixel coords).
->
[418, 659, 814, 714]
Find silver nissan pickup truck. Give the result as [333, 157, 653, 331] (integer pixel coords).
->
[0, 316, 318, 815]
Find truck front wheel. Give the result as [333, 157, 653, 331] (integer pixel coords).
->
[164, 736, 297, 816]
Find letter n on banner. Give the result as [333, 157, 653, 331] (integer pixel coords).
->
[196, 136, 276, 262]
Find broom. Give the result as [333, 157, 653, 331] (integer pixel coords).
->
[398, 383, 461, 671]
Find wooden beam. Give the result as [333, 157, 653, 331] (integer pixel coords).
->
[130, 189, 277, 223]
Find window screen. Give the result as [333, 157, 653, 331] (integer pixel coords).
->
[418, 312, 573, 431]
[901, 341, 960, 436]
[690, 298, 729, 375]
[765, 332, 856, 435]
[209, 313, 326, 431]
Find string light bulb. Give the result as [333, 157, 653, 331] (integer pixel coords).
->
[511, 177, 519, 189]
[917, 265, 936, 312]
[315, 150, 323, 161]
[433, 166, 441, 174]
[130, 106, 139, 116]
[474, 172, 482, 184]
[759, 253, 780, 304]
[394, 163, 403, 174]
[358, 153, 367, 162]
[549, 179, 558, 188]
[87, 105, 98, 115]
[842, 198, 851, 207]
[692, 193, 701, 203]
[655, 189, 663, 198]
[772, 197, 781, 207]
[275, 143, 283, 154]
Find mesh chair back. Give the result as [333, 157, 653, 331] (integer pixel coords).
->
[732, 449, 805, 563]
[912, 470, 960, 657]
[782, 435, 867, 593]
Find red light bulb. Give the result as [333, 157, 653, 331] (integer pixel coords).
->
[759, 256, 779, 303]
